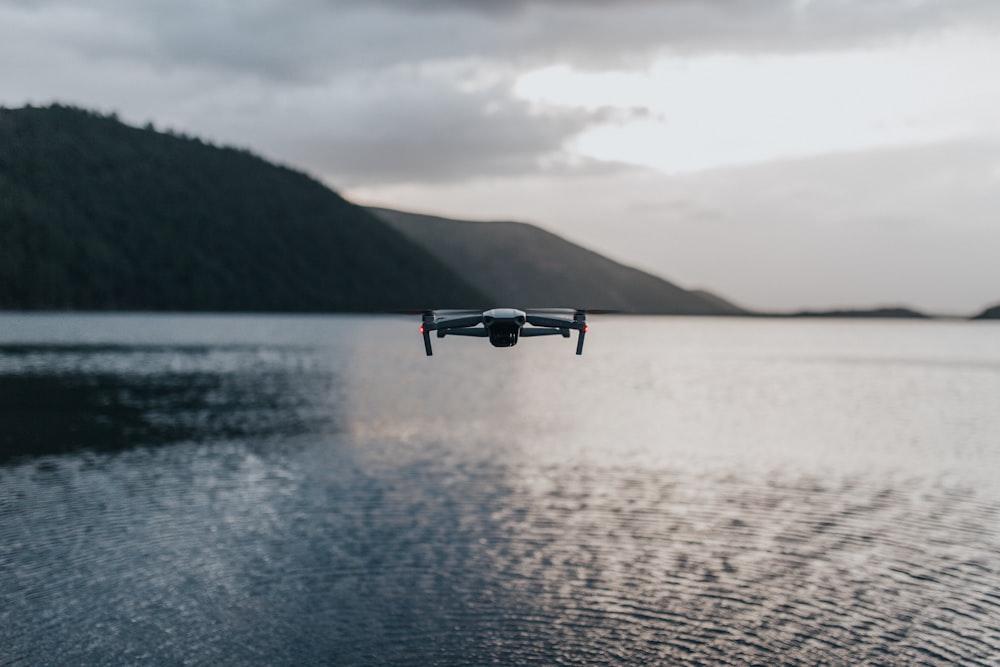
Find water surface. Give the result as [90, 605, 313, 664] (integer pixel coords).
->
[2, 314, 999, 665]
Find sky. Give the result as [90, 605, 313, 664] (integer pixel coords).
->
[2, 0, 999, 313]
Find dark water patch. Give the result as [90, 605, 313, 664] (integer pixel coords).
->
[0, 342, 285, 353]
[0, 345, 338, 463]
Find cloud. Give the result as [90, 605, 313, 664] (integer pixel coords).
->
[206, 71, 620, 187]
[4, 0, 677, 186]
[5, 0, 1000, 82]
[3, 0, 1000, 189]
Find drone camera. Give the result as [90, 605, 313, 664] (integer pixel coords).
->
[488, 323, 520, 348]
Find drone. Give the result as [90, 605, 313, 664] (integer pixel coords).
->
[419, 308, 589, 356]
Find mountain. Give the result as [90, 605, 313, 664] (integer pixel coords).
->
[972, 304, 1000, 320]
[0, 104, 487, 312]
[367, 207, 744, 315]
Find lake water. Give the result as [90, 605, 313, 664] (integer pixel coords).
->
[2, 313, 999, 665]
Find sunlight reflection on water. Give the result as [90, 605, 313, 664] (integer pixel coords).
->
[2, 314, 999, 665]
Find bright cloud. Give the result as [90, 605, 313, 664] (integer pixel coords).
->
[515, 31, 1000, 172]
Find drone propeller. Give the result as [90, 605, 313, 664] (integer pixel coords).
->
[526, 308, 615, 315]
[525, 307, 576, 315]
[397, 308, 486, 316]
[432, 309, 487, 315]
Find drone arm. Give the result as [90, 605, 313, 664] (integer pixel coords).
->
[520, 328, 569, 337]
[526, 314, 575, 329]
[426, 314, 484, 330]
[528, 310, 587, 354]
[438, 327, 488, 337]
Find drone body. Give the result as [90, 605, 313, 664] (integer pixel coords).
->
[420, 308, 588, 356]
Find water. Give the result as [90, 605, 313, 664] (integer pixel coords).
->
[2, 313, 999, 665]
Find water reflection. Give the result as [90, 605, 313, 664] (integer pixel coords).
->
[0, 344, 338, 463]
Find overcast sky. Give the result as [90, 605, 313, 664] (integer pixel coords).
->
[3, 0, 999, 313]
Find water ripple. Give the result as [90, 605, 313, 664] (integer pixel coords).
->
[6, 450, 997, 665]
[3, 316, 1000, 664]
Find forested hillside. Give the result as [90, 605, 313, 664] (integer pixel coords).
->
[369, 207, 745, 315]
[0, 105, 487, 311]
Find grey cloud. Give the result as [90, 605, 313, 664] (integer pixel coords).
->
[219, 75, 619, 187]
[4, 0, 999, 188]
[0, 0, 635, 186]
[8, 0, 1000, 82]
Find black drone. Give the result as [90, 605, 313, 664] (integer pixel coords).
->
[420, 308, 589, 356]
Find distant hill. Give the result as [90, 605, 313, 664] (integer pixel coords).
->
[789, 307, 931, 319]
[972, 304, 1000, 320]
[367, 207, 744, 315]
[689, 289, 747, 315]
[0, 105, 487, 312]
